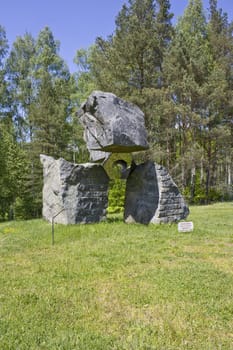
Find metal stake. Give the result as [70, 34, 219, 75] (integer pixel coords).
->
[51, 209, 65, 245]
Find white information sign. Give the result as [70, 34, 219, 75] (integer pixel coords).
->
[178, 221, 194, 232]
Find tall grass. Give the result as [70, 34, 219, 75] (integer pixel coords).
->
[0, 203, 233, 349]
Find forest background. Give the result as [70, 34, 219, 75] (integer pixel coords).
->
[0, 0, 232, 220]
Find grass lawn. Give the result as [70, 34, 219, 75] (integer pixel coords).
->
[0, 202, 233, 349]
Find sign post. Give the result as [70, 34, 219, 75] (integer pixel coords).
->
[51, 209, 65, 245]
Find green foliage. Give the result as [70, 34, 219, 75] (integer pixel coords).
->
[4, 27, 77, 219]
[31, 26, 73, 157]
[0, 25, 8, 116]
[104, 153, 132, 214]
[90, 0, 174, 143]
[184, 170, 233, 204]
[160, 0, 233, 198]
[73, 47, 97, 106]
[108, 179, 126, 214]
[0, 25, 8, 66]
[0, 203, 233, 349]
[1, 0, 233, 220]
[5, 33, 36, 141]
[0, 123, 28, 219]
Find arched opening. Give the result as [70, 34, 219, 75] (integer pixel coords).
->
[103, 153, 132, 221]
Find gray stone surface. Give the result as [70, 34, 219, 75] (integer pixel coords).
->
[40, 155, 109, 224]
[89, 150, 111, 163]
[124, 161, 189, 224]
[77, 91, 148, 161]
[40, 91, 189, 226]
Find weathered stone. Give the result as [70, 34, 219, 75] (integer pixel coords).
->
[77, 91, 148, 161]
[88, 150, 111, 163]
[40, 155, 109, 224]
[124, 161, 189, 224]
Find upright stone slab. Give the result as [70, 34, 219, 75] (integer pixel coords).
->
[77, 91, 149, 161]
[124, 161, 189, 224]
[40, 155, 109, 224]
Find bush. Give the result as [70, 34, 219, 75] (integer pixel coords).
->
[108, 179, 126, 214]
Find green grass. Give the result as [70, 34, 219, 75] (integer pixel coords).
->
[0, 203, 233, 349]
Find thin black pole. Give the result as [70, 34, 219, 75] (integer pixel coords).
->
[52, 217, 55, 245]
[51, 209, 65, 245]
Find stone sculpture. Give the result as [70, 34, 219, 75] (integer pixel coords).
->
[40, 155, 109, 224]
[124, 161, 189, 224]
[77, 90, 149, 162]
[41, 90, 189, 225]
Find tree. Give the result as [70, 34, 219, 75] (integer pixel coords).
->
[0, 25, 8, 119]
[206, 0, 233, 198]
[5, 27, 75, 218]
[0, 122, 28, 219]
[161, 0, 233, 202]
[73, 47, 97, 105]
[162, 0, 212, 195]
[6, 33, 36, 141]
[154, 0, 174, 77]
[31, 27, 73, 156]
[92, 0, 173, 95]
[90, 0, 173, 158]
[72, 47, 97, 163]
[26, 27, 74, 216]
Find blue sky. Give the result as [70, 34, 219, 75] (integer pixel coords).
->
[1, 0, 232, 73]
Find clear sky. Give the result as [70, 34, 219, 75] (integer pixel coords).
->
[1, 0, 232, 73]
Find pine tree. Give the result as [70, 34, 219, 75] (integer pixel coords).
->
[6, 33, 35, 141]
[162, 0, 212, 196]
[72, 47, 97, 162]
[90, 0, 174, 158]
[92, 0, 160, 96]
[73, 47, 97, 106]
[31, 27, 72, 156]
[206, 0, 233, 198]
[26, 27, 74, 216]
[161, 0, 233, 202]
[0, 25, 8, 119]
[0, 122, 28, 219]
[6, 27, 75, 217]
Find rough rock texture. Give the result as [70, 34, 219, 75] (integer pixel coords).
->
[89, 150, 111, 163]
[78, 91, 148, 161]
[124, 161, 189, 224]
[40, 91, 189, 226]
[40, 155, 109, 224]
